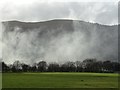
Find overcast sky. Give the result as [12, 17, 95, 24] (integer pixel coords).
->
[0, 0, 119, 25]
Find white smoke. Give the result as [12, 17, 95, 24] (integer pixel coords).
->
[0, 22, 2, 60]
[2, 20, 118, 64]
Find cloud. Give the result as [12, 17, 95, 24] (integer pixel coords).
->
[0, 1, 118, 25]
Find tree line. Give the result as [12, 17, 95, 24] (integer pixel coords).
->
[1, 59, 120, 73]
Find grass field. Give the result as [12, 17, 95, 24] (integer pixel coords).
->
[2, 72, 119, 88]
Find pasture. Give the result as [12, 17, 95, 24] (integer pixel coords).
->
[2, 72, 119, 88]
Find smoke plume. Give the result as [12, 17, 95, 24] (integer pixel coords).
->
[2, 20, 118, 64]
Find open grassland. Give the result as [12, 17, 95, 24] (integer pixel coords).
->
[2, 72, 119, 88]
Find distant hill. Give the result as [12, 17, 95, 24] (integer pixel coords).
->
[2, 19, 118, 64]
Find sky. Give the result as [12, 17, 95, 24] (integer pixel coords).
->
[0, 0, 119, 25]
[0, 0, 119, 61]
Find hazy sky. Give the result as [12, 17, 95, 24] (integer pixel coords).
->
[0, 0, 118, 25]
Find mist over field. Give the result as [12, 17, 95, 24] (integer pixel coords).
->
[2, 20, 118, 64]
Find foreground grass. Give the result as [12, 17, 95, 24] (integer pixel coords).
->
[2, 72, 119, 88]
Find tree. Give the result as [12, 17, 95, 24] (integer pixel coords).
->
[0, 62, 2, 72]
[48, 63, 60, 72]
[37, 61, 47, 72]
[2, 62, 9, 72]
[83, 58, 97, 72]
[30, 63, 37, 72]
[12, 61, 22, 72]
[22, 63, 30, 72]
[75, 61, 83, 72]
[102, 61, 113, 72]
[60, 61, 76, 72]
[111, 62, 120, 72]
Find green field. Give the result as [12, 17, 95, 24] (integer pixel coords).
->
[2, 72, 119, 88]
